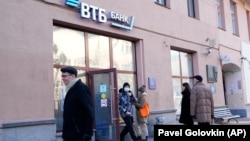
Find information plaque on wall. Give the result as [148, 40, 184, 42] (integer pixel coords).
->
[206, 65, 218, 83]
[148, 77, 156, 89]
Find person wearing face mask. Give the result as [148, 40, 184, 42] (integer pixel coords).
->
[118, 82, 138, 141]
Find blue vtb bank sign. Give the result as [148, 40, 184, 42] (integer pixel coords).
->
[65, 0, 135, 31]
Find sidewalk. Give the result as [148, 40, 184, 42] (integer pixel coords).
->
[225, 117, 250, 125]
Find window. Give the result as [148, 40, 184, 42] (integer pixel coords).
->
[230, 1, 239, 35]
[155, 0, 170, 8]
[215, 0, 225, 29]
[187, 0, 199, 19]
[53, 26, 85, 66]
[88, 33, 110, 69]
[112, 38, 136, 71]
[247, 11, 250, 40]
[187, 0, 195, 18]
[171, 50, 193, 114]
[53, 26, 136, 131]
[155, 0, 166, 6]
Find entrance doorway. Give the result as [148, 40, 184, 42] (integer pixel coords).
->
[87, 68, 120, 141]
[221, 63, 246, 117]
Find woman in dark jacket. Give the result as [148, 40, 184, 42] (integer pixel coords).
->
[179, 82, 194, 125]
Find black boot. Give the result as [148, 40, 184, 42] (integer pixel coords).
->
[137, 136, 142, 141]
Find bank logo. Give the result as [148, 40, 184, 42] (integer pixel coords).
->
[111, 16, 135, 31]
[65, 1, 135, 31]
[65, 0, 79, 7]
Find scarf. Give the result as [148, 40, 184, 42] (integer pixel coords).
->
[66, 78, 79, 93]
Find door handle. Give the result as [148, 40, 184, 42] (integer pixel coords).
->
[110, 87, 116, 90]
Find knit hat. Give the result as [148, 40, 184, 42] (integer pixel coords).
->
[193, 75, 203, 82]
[138, 85, 146, 93]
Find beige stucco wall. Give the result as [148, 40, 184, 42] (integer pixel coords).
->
[1, 0, 250, 124]
[0, 0, 54, 122]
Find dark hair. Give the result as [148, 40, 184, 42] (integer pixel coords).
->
[193, 75, 203, 82]
[123, 82, 130, 88]
[182, 82, 191, 91]
[119, 88, 123, 93]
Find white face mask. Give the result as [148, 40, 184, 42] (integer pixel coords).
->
[124, 87, 130, 92]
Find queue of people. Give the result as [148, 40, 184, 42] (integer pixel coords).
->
[59, 65, 213, 141]
[179, 75, 214, 125]
[60, 66, 150, 141]
[118, 83, 150, 141]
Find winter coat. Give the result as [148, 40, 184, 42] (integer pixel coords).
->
[62, 79, 94, 141]
[135, 93, 149, 123]
[179, 89, 194, 125]
[118, 90, 137, 118]
[190, 82, 214, 123]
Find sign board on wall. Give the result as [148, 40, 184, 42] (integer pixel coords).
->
[206, 65, 217, 83]
[65, 0, 135, 30]
[148, 77, 156, 89]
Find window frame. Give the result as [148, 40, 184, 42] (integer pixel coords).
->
[187, 0, 199, 19]
[215, 0, 226, 30]
[230, 0, 239, 35]
[154, 0, 170, 8]
[53, 25, 137, 131]
[171, 50, 194, 115]
[247, 11, 250, 41]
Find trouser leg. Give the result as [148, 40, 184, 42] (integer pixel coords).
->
[123, 116, 138, 141]
[133, 118, 141, 138]
[138, 123, 148, 140]
[120, 125, 128, 141]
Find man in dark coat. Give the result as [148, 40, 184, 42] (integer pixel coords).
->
[61, 66, 94, 141]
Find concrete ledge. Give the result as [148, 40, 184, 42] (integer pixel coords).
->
[1, 119, 56, 141]
[2, 119, 56, 128]
[150, 109, 176, 115]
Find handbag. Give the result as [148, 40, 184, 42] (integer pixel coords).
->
[140, 102, 149, 117]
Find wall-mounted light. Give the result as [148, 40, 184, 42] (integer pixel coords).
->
[204, 48, 212, 56]
[241, 57, 250, 69]
[240, 57, 248, 61]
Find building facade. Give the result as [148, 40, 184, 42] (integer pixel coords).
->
[1, 0, 250, 141]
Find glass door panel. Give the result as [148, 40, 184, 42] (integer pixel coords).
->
[88, 68, 119, 141]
